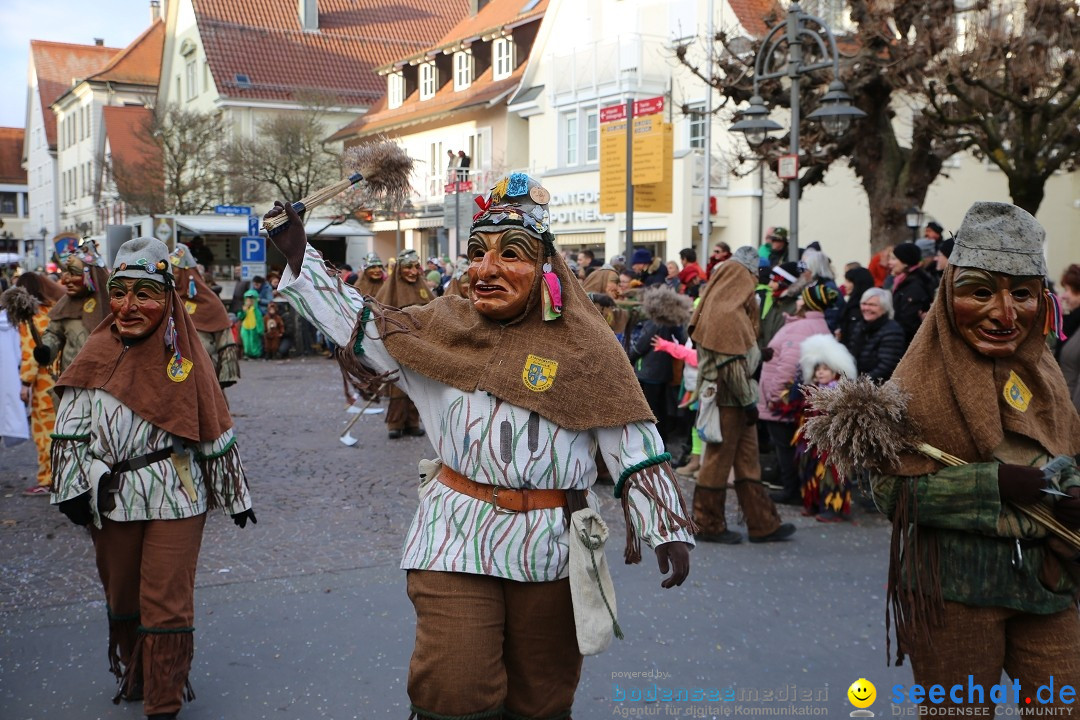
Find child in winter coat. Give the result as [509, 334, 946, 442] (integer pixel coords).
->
[793, 333, 857, 521]
[263, 301, 285, 358]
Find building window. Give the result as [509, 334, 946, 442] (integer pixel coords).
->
[688, 102, 706, 149]
[454, 51, 473, 91]
[586, 111, 599, 163]
[564, 113, 579, 166]
[388, 72, 405, 109]
[419, 62, 437, 100]
[493, 38, 514, 80]
[186, 60, 198, 100]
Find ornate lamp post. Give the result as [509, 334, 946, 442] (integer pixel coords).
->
[905, 205, 923, 242]
[730, 2, 866, 261]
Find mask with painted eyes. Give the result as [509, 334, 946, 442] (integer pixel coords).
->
[108, 277, 168, 339]
[466, 228, 540, 321]
[951, 267, 1042, 358]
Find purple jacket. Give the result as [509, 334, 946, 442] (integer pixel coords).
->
[757, 311, 830, 422]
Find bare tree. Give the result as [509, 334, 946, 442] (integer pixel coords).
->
[676, 0, 968, 254]
[923, 0, 1080, 215]
[225, 93, 356, 213]
[106, 103, 227, 215]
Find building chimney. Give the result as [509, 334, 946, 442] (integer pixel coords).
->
[94, 38, 104, 46]
[298, 0, 319, 32]
[150, 0, 161, 22]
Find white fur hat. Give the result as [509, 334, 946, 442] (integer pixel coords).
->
[799, 333, 857, 382]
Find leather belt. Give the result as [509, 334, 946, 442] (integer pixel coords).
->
[436, 465, 580, 513]
[111, 447, 174, 476]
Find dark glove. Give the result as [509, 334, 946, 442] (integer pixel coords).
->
[1054, 488, 1080, 530]
[655, 541, 691, 589]
[997, 464, 1045, 505]
[761, 347, 775, 362]
[232, 509, 257, 529]
[744, 404, 759, 426]
[264, 201, 307, 276]
[33, 345, 52, 366]
[57, 492, 92, 527]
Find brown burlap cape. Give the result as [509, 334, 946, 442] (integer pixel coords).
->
[55, 290, 233, 443]
[353, 271, 386, 297]
[581, 268, 617, 294]
[48, 265, 111, 334]
[347, 251, 654, 431]
[174, 267, 231, 333]
[375, 266, 432, 308]
[688, 261, 759, 354]
[889, 264, 1080, 476]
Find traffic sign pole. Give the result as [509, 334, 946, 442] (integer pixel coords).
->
[625, 97, 634, 263]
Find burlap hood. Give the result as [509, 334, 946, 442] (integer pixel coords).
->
[56, 289, 233, 443]
[353, 270, 386, 297]
[582, 268, 618, 294]
[174, 267, 231, 333]
[689, 260, 759, 354]
[352, 251, 654, 431]
[375, 264, 432, 308]
[47, 265, 111, 334]
[888, 264, 1080, 475]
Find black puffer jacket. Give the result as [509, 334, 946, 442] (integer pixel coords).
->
[848, 315, 906, 381]
[892, 267, 935, 344]
[627, 287, 692, 384]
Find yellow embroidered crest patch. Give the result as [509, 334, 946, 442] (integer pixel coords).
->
[419, 288, 429, 299]
[167, 357, 193, 383]
[83, 298, 96, 313]
[1003, 370, 1032, 412]
[185, 300, 197, 315]
[522, 354, 557, 392]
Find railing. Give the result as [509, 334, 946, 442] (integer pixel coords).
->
[549, 34, 669, 102]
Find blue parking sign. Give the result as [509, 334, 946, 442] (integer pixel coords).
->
[241, 236, 265, 263]
[248, 216, 260, 236]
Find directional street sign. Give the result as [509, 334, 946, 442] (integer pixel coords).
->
[241, 235, 266, 263]
[248, 216, 260, 236]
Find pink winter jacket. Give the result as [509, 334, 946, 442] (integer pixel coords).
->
[757, 311, 830, 422]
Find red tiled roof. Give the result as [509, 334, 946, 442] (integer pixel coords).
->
[102, 106, 161, 199]
[0, 128, 28, 184]
[30, 40, 120, 149]
[89, 20, 164, 87]
[729, 0, 782, 37]
[192, 0, 471, 106]
[427, 0, 548, 56]
[332, 63, 526, 140]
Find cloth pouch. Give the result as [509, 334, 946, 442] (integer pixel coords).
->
[694, 381, 723, 443]
[568, 508, 622, 655]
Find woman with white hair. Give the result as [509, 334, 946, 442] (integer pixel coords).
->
[848, 287, 906, 381]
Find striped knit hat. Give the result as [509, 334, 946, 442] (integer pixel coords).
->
[801, 282, 839, 312]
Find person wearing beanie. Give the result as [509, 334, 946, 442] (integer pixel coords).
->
[757, 261, 808, 352]
[50, 237, 254, 720]
[766, 227, 791, 267]
[887, 241, 935, 346]
[688, 245, 797, 544]
[934, 237, 954, 277]
[837, 267, 876, 352]
[631, 247, 667, 287]
[871, 202, 1080, 704]
[266, 173, 694, 720]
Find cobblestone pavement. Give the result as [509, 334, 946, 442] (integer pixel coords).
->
[0, 358, 917, 718]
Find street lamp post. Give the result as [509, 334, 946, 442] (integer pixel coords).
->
[905, 206, 923, 242]
[729, 2, 865, 262]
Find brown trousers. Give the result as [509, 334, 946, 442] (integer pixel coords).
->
[387, 384, 421, 431]
[694, 407, 780, 538]
[907, 601, 1080, 714]
[406, 570, 582, 720]
[91, 514, 206, 716]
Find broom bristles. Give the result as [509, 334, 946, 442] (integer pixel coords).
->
[1, 287, 40, 325]
[800, 376, 919, 476]
[344, 138, 414, 210]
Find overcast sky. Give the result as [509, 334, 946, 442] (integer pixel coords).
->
[0, 0, 154, 128]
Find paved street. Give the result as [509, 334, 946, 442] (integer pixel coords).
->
[0, 359, 917, 719]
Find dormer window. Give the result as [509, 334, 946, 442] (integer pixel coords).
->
[388, 72, 405, 109]
[493, 38, 515, 80]
[419, 62, 437, 100]
[453, 51, 473, 91]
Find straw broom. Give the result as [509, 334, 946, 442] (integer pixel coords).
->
[262, 138, 414, 235]
[801, 376, 1080, 551]
[1, 287, 44, 346]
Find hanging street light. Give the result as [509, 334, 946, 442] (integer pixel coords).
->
[729, 2, 867, 261]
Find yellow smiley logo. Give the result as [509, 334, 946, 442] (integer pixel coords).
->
[848, 678, 876, 709]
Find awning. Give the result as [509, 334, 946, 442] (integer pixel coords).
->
[554, 232, 606, 246]
[172, 215, 372, 238]
[619, 229, 667, 243]
[370, 215, 446, 232]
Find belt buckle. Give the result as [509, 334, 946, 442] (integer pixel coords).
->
[491, 486, 518, 515]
